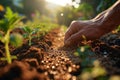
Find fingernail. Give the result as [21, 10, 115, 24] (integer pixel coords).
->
[64, 40, 71, 46]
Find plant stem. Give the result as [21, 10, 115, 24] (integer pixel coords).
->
[5, 30, 11, 64]
[29, 35, 32, 46]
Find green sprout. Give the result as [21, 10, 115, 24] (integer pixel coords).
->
[81, 35, 87, 44]
[74, 35, 95, 67]
[80, 60, 107, 80]
[22, 26, 39, 46]
[0, 7, 23, 64]
[74, 35, 107, 80]
[115, 25, 120, 32]
[22, 23, 58, 46]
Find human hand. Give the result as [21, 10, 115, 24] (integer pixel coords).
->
[64, 20, 106, 46]
[64, 0, 120, 47]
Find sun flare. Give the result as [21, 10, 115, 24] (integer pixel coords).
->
[46, 0, 72, 6]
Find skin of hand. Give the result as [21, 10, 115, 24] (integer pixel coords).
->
[64, 0, 120, 46]
[64, 20, 106, 46]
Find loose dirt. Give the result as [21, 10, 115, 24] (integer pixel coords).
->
[0, 28, 120, 80]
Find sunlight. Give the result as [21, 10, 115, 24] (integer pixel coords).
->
[46, 0, 72, 6]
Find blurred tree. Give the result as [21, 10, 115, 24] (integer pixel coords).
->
[0, 0, 15, 10]
[0, 0, 49, 20]
[56, 0, 95, 26]
[80, 0, 101, 16]
[0, 0, 22, 12]
[75, 3, 94, 20]
[56, 6, 76, 26]
[96, 0, 117, 13]
[72, 0, 117, 16]
[22, 0, 48, 20]
[0, 5, 5, 19]
[56, 0, 117, 26]
[0, 0, 14, 7]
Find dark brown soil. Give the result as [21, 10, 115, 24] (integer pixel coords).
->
[0, 28, 120, 80]
[0, 28, 81, 80]
[91, 32, 120, 75]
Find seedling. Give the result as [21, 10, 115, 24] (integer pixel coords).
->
[22, 26, 39, 46]
[80, 60, 106, 80]
[81, 35, 87, 44]
[22, 23, 58, 46]
[0, 7, 23, 64]
[74, 35, 95, 67]
[115, 25, 120, 33]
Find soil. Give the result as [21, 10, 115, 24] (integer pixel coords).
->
[0, 28, 120, 80]
[91, 32, 120, 75]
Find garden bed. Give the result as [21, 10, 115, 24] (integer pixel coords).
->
[0, 27, 120, 80]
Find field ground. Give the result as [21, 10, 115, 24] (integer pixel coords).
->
[0, 27, 120, 80]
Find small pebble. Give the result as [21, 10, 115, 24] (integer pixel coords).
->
[44, 72, 48, 75]
[52, 66, 55, 69]
[104, 55, 107, 58]
[46, 65, 50, 69]
[72, 76, 77, 80]
[68, 67, 72, 72]
[55, 63, 59, 67]
[41, 60, 44, 64]
[103, 52, 107, 55]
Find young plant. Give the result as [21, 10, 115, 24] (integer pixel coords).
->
[115, 25, 120, 33]
[22, 26, 39, 46]
[0, 7, 23, 64]
[74, 45, 95, 66]
[74, 35, 95, 67]
[74, 35, 107, 80]
[79, 60, 106, 80]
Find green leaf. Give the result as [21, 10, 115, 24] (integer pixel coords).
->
[8, 13, 24, 30]
[4, 7, 13, 20]
[23, 33, 28, 38]
[31, 28, 39, 34]
[0, 19, 9, 32]
[22, 26, 32, 33]
[0, 33, 3, 40]
[0, 56, 17, 61]
[0, 57, 7, 60]
[0, 7, 24, 33]
[10, 33, 23, 47]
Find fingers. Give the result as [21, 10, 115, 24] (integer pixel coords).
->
[64, 21, 77, 41]
[64, 27, 103, 46]
[64, 21, 84, 41]
[64, 29, 85, 46]
[64, 27, 73, 41]
[64, 20, 94, 46]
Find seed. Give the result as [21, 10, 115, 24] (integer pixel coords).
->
[72, 76, 76, 80]
[103, 52, 107, 55]
[72, 65, 76, 68]
[68, 67, 72, 72]
[44, 72, 48, 75]
[76, 65, 80, 69]
[46, 65, 50, 69]
[52, 66, 55, 69]
[55, 63, 59, 66]
[46, 60, 48, 63]
[41, 60, 44, 63]
[104, 55, 107, 58]
[66, 74, 71, 79]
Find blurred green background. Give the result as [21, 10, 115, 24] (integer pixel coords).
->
[0, 0, 117, 26]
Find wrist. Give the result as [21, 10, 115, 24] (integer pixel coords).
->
[98, 0, 120, 33]
[99, 17, 118, 33]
